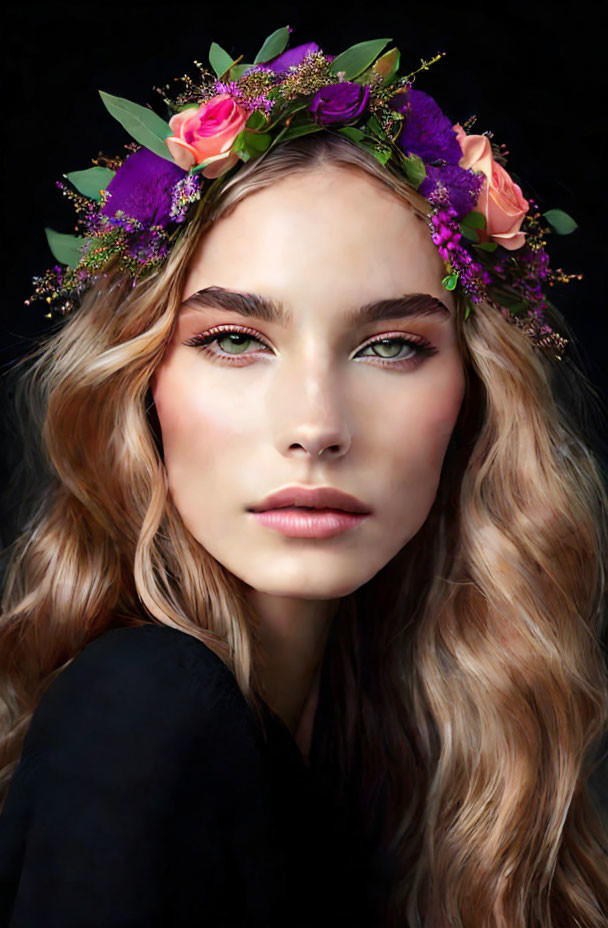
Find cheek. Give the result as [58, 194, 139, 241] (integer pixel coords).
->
[152, 362, 261, 485]
[386, 362, 465, 477]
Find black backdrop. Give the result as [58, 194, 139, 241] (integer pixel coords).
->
[1, 2, 606, 541]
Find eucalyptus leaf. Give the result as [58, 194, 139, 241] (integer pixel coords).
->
[329, 38, 391, 80]
[209, 42, 234, 79]
[337, 128, 390, 164]
[231, 132, 247, 154]
[253, 26, 290, 64]
[543, 208, 578, 235]
[489, 288, 527, 312]
[98, 90, 175, 163]
[337, 126, 367, 143]
[358, 47, 401, 86]
[366, 145, 391, 166]
[224, 127, 269, 158]
[246, 110, 268, 131]
[244, 131, 272, 154]
[64, 166, 116, 201]
[459, 224, 481, 243]
[442, 273, 458, 291]
[229, 63, 255, 81]
[372, 47, 400, 82]
[365, 114, 385, 138]
[502, 299, 527, 315]
[45, 227, 87, 267]
[461, 210, 486, 230]
[279, 123, 324, 141]
[400, 152, 426, 188]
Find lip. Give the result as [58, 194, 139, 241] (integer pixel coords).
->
[249, 508, 370, 539]
[247, 485, 371, 515]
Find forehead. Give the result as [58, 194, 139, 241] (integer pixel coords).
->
[182, 166, 454, 316]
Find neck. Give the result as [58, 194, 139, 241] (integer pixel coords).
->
[246, 591, 339, 736]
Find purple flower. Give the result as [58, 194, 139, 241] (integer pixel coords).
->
[309, 81, 370, 126]
[100, 147, 186, 229]
[264, 41, 322, 75]
[390, 88, 463, 165]
[388, 87, 484, 220]
[421, 162, 486, 219]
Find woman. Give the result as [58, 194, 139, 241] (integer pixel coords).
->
[0, 29, 607, 928]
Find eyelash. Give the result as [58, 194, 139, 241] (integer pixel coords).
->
[183, 324, 438, 370]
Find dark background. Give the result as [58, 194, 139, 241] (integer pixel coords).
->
[1, 2, 606, 541]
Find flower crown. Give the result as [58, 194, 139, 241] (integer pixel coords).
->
[26, 26, 582, 362]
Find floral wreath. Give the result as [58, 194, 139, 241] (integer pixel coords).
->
[26, 25, 582, 362]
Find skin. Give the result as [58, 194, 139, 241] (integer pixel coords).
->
[150, 165, 466, 760]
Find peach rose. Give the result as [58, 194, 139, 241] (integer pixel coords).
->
[453, 123, 530, 250]
[165, 94, 248, 179]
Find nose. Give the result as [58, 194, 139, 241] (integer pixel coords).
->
[288, 428, 350, 459]
[273, 356, 352, 460]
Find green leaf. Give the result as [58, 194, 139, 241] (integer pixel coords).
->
[358, 47, 401, 86]
[229, 63, 255, 81]
[98, 90, 175, 163]
[279, 122, 324, 141]
[461, 210, 487, 230]
[459, 224, 481, 243]
[336, 127, 391, 163]
[365, 114, 385, 138]
[246, 110, 268, 131]
[464, 299, 472, 321]
[45, 227, 87, 267]
[488, 286, 528, 313]
[543, 208, 578, 235]
[400, 152, 426, 188]
[253, 26, 290, 65]
[366, 145, 391, 166]
[208, 42, 235, 79]
[244, 131, 272, 154]
[231, 132, 246, 154]
[329, 38, 392, 80]
[232, 129, 272, 158]
[190, 154, 241, 174]
[442, 273, 458, 291]
[372, 47, 400, 82]
[64, 166, 116, 201]
[474, 240, 498, 252]
[336, 126, 367, 143]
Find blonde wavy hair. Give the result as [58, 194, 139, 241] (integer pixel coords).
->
[1, 130, 607, 927]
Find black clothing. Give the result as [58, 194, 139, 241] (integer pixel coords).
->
[0, 623, 390, 927]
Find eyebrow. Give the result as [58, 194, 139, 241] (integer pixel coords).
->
[179, 286, 451, 326]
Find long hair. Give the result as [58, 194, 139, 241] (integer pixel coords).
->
[1, 130, 607, 927]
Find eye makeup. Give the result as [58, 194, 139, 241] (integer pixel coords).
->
[183, 323, 439, 371]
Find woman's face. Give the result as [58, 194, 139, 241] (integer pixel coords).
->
[151, 165, 465, 600]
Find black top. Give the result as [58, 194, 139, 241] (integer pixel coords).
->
[0, 623, 393, 927]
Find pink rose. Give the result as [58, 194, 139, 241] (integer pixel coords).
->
[453, 123, 530, 251]
[165, 93, 249, 179]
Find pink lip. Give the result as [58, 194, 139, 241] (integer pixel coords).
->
[249, 485, 370, 515]
[249, 507, 370, 539]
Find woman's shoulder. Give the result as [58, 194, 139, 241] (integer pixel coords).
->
[41, 622, 239, 706]
[22, 622, 257, 772]
[0, 624, 285, 926]
[56, 621, 237, 689]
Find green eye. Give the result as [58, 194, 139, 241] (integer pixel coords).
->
[216, 333, 260, 354]
[361, 339, 408, 359]
[185, 327, 437, 368]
